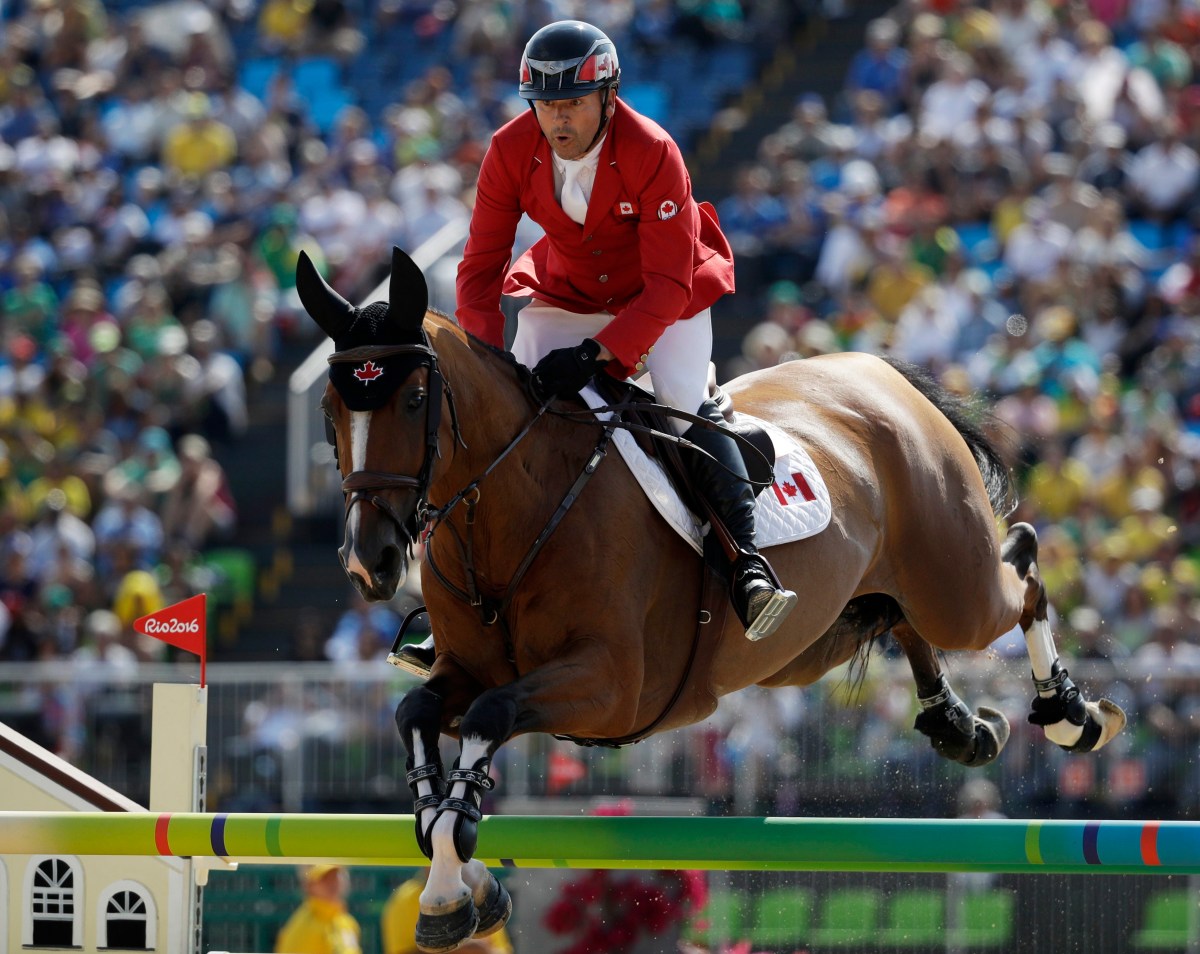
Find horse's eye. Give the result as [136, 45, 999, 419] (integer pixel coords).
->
[408, 390, 426, 410]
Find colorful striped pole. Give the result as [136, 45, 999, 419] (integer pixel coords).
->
[0, 813, 1198, 874]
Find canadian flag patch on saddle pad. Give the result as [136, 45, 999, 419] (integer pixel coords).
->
[580, 388, 832, 556]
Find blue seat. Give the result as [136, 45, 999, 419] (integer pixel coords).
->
[955, 222, 999, 263]
[1130, 219, 1170, 251]
[621, 83, 670, 124]
[308, 87, 355, 133]
[294, 57, 340, 98]
[239, 57, 281, 101]
[708, 45, 755, 88]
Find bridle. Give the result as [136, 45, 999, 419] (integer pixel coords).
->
[326, 339, 457, 548]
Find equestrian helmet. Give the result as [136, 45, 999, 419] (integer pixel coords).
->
[519, 20, 620, 100]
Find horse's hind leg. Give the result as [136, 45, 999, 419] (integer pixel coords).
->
[893, 621, 1010, 766]
[1004, 523, 1126, 752]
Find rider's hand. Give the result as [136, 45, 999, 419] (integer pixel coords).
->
[530, 339, 607, 401]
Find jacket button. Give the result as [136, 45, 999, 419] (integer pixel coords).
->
[592, 249, 602, 256]
[640, 353, 649, 362]
[586, 234, 594, 242]
[635, 362, 645, 371]
[598, 274, 608, 283]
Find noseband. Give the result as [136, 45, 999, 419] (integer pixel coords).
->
[327, 340, 453, 547]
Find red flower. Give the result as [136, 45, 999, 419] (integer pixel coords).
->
[549, 867, 706, 953]
[543, 898, 581, 934]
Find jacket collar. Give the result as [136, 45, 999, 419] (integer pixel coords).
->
[529, 101, 625, 232]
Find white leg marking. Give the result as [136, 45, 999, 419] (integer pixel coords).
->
[1027, 618, 1084, 747]
[422, 736, 491, 912]
[343, 411, 373, 582]
[1026, 618, 1058, 687]
[411, 732, 436, 845]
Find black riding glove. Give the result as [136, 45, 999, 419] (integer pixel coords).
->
[530, 338, 606, 401]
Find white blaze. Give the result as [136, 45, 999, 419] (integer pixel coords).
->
[344, 411, 373, 582]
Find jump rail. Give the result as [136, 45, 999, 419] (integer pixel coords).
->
[1, 813, 1198, 874]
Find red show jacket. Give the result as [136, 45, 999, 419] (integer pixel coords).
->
[456, 99, 735, 378]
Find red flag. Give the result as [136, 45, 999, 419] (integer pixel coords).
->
[135, 594, 207, 686]
[548, 749, 586, 795]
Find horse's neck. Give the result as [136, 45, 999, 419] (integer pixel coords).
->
[430, 322, 608, 536]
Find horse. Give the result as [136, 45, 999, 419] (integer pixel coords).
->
[296, 247, 1127, 953]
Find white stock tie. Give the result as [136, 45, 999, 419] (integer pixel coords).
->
[560, 160, 589, 225]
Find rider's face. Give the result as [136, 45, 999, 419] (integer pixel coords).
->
[534, 92, 613, 160]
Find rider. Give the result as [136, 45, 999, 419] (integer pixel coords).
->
[393, 19, 796, 677]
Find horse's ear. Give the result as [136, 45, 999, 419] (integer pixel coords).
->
[388, 246, 429, 333]
[296, 250, 355, 340]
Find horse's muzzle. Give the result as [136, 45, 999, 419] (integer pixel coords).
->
[340, 539, 408, 600]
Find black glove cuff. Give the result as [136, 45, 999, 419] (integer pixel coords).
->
[578, 338, 602, 364]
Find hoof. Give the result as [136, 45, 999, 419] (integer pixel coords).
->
[1052, 698, 1127, 754]
[962, 706, 1011, 767]
[416, 896, 478, 954]
[473, 875, 512, 938]
[915, 693, 1010, 766]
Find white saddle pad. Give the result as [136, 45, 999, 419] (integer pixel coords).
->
[580, 387, 832, 556]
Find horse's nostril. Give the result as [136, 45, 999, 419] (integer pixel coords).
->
[374, 544, 405, 585]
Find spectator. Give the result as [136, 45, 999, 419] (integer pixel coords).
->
[161, 93, 237, 178]
[1078, 122, 1131, 194]
[179, 319, 248, 443]
[919, 53, 990, 143]
[160, 434, 236, 548]
[275, 864, 362, 954]
[1002, 199, 1073, 284]
[845, 18, 909, 114]
[1126, 117, 1200, 222]
[717, 165, 789, 262]
[27, 493, 95, 584]
[1070, 19, 1131, 123]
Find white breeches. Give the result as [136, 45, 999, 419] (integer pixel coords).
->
[513, 301, 713, 436]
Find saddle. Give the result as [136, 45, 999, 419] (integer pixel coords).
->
[590, 375, 774, 569]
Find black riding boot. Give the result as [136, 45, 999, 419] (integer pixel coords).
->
[683, 402, 797, 640]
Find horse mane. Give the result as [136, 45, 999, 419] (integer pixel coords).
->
[426, 310, 534, 387]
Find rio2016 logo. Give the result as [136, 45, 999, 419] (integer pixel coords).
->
[144, 617, 200, 634]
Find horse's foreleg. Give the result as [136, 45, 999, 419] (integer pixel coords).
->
[420, 691, 520, 952]
[893, 621, 1010, 766]
[1003, 523, 1126, 753]
[396, 684, 445, 859]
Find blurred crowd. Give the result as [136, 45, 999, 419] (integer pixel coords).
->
[718, 0, 1200, 678]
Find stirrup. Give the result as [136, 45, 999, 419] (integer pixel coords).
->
[734, 554, 797, 641]
[388, 634, 436, 679]
[745, 586, 797, 641]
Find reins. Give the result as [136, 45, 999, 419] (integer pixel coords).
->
[420, 407, 616, 632]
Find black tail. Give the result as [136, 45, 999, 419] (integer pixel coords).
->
[883, 357, 1017, 518]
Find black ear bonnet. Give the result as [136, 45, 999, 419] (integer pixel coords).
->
[296, 247, 430, 412]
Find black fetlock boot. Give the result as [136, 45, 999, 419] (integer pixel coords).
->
[683, 403, 797, 641]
